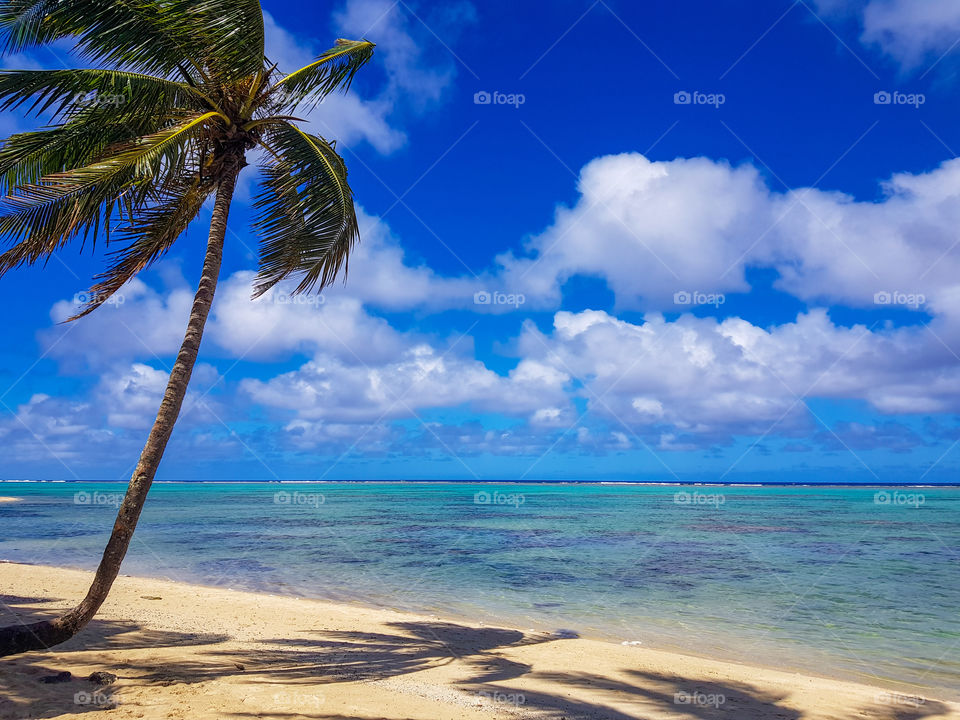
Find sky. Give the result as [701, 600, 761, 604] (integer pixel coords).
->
[2, 0, 960, 483]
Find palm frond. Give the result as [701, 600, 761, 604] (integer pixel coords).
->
[69, 174, 212, 319]
[1, 0, 265, 83]
[0, 0, 209, 79]
[0, 2, 374, 320]
[190, 0, 264, 80]
[0, 69, 209, 119]
[251, 122, 359, 297]
[0, 105, 184, 193]
[0, 111, 222, 270]
[271, 39, 374, 110]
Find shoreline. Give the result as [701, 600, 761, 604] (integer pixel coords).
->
[0, 558, 944, 695]
[1, 563, 957, 719]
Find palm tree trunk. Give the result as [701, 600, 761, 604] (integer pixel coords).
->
[0, 161, 242, 657]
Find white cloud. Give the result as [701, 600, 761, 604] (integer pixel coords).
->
[208, 272, 411, 364]
[97, 362, 222, 429]
[516, 308, 960, 443]
[0, 361, 222, 467]
[320, 207, 478, 310]
[242, 343, 569, 425]
[261, 0, 476, 154]
[233, 299, 960, 453]
[333, 0, 476, 109]
[0, 393, 111, 466]
[496, 154, 769, 309]
[262, 11, 405, 154]
[814, 0, 960, 68]
[44, 277, 193, 371]
[495, 153, 960, 320]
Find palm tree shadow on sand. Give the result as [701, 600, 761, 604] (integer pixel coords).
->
[0, 596, 953, 720]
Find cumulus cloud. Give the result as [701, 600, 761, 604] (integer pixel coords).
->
[0, 362, 224, 470]
[208, 273, 412, 364]
[518, 309, 960, 442]
[241, 345, 569, 424]
[229, 301, 960, 454]
[0, 393, 110, 467]
[19, 138, 960, 467]
[43, 276, 194, 371]
[495, 153, 960, 320]
[496, 154, 771, 309]
[320, 207, 479, 310]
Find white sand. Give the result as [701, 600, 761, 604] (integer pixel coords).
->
[0, 563, 956, 719]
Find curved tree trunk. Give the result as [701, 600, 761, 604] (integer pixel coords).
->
[0, 162, 242, 657]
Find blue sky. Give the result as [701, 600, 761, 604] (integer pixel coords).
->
[2, 0, 960, 482]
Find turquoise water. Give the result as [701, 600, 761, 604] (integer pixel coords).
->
[1, 482, 958, 698]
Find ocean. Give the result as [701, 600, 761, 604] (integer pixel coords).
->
[1, 481, 957, 698]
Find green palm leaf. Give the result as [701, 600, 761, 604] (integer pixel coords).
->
[0, 111, 223, 269]
[0, 1, 374, 312]
[0, 69, 209, 119]
[271, 38, 375, 110]
[0, 0, 377, 659]
[0, 0, 210, 78]
[70, 174, 213, 319]
[0, 0, 264, 81]
[251, 122, 359, 297]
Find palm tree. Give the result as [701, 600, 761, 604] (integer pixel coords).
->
[0, 0, 374, 656]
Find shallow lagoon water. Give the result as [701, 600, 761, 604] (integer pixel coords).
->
[1, 482, 957, 697]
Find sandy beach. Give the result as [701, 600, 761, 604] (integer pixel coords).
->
[0, 563, 954, 719]
[0, 499, 21, 504]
